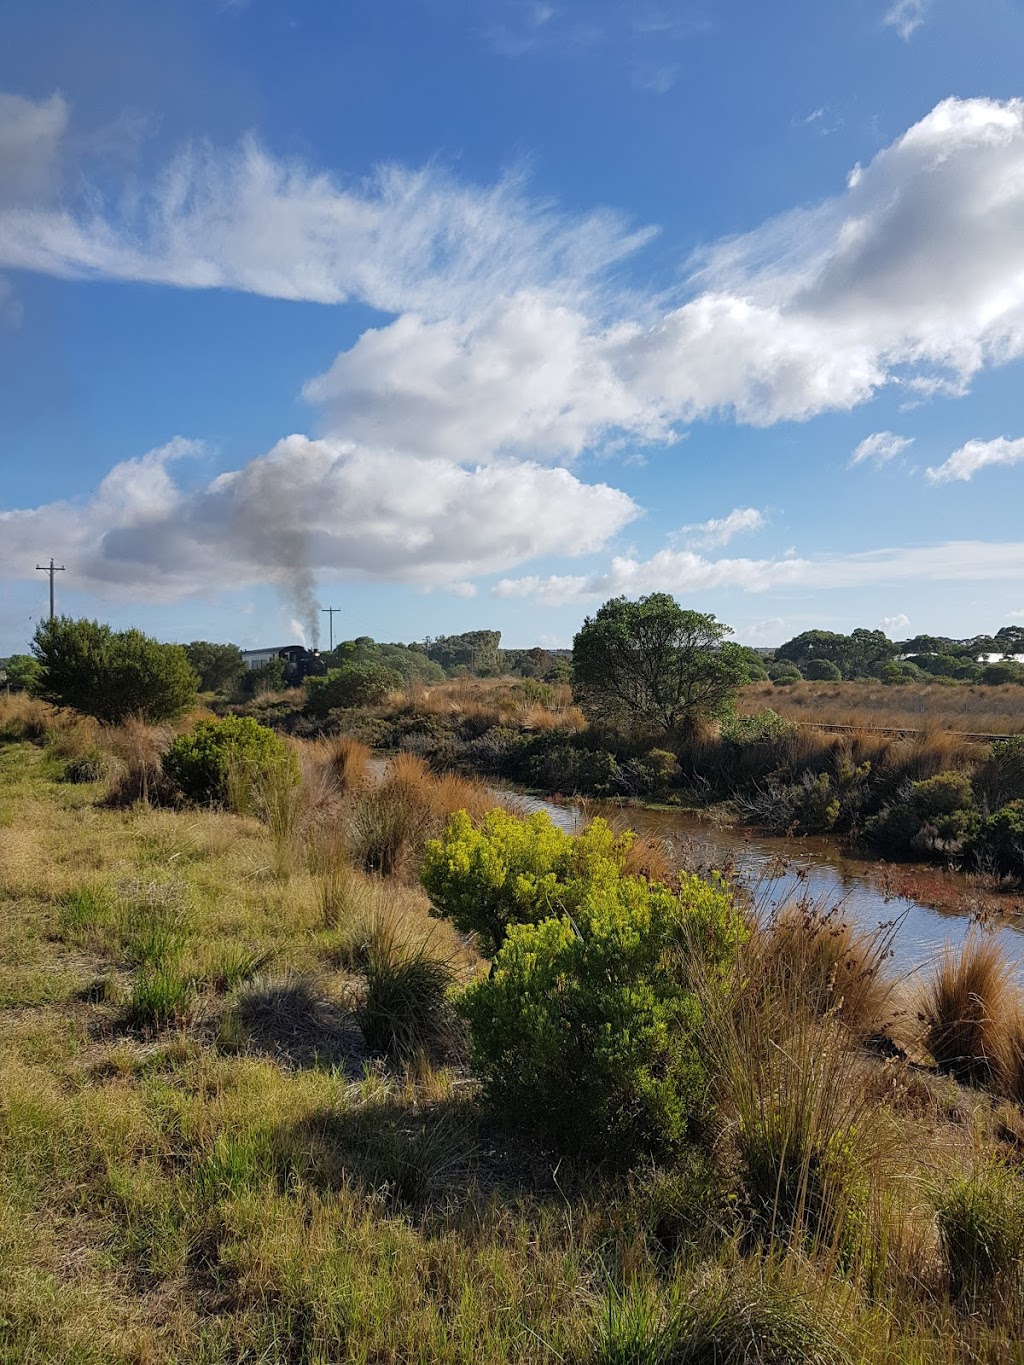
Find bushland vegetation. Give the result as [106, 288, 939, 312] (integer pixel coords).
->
[5, 692, 1024, 1361]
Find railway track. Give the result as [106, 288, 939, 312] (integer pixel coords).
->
[786, 720, 1020, 742]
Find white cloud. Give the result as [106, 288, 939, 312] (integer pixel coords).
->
[7, 93, 1024, 462]
[880, 613, 910, 631]
[0, 92, 67, 207]
[495, 540, 1024, 606]
[850, 431, 914, 466]
[677, 507, 766, 549]
[883, 0, 931, 40]
[303, 293, 673, 461]
[926, 436, 1024, 483]
[0, 436, 639, 629]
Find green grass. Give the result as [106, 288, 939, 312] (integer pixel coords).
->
[4, 716, 1024, 1363]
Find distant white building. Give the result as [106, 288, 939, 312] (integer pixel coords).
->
[977, 653, 1024, 665]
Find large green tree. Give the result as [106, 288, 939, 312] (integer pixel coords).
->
[32, 617, 198, 724]
[2, 653, 42, 692]
[572, 595, 746, 735]
[184, 641, 246, 694]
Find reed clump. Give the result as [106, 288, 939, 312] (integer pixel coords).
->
[919, 935, 1017, 1088]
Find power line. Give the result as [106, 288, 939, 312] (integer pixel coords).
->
[321, 606, 341, 652]
[35, 558, 65, 621]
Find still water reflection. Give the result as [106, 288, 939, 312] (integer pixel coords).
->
[511, 792, 1024, 979]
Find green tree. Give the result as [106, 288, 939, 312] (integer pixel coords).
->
[2, 653, 42, 692]
[572, 595, 746, 735]
[32, 617, 198, 724]
[424, 630, 501, 674]
[184, 641, 246, 694]
[803, 658, 842, 681]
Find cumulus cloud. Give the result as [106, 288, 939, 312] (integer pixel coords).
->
[883, 0, 931, 40]
[850, 431, 914, 466]
[676, 507, 766, 549]
[0, 436, 639, 620]
[926, 436, 1024, 483]
[303, 293, 675, 461]
[495, 540, 1024, 606]
[880, 613, 910, 631]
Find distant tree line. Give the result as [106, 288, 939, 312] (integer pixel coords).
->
[771, 625, 1024, 686]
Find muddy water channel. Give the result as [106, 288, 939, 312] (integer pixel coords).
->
[510, 792, 1024, 979]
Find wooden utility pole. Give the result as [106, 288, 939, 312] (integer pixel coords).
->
[321, 606, 341, 653]
[35, 558, 65, 621]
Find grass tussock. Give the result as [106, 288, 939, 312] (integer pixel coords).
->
[919, 934, 1016, 1087]
[349, 752, 500, 877]
[356, 912, 460, 1061]
[756, 902, 901, 1042]
[935, 1159, 1024, 1318]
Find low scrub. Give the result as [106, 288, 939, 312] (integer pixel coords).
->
[162, 714, 295, 808]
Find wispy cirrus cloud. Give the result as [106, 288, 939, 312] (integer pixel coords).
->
[926, 436, 1024, 483]
[883, 0, 932, 41]
[850, 431, 914, 467]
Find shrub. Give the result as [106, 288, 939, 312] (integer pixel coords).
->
[357, 916, 459, 1060]
[162, 715, 294, 807]
[32, 616, 198, 723]
[936, 1161, 1024, 1316]
[457, 870, 741, 1164]
[769, 661, 802, 686]
[803, 659, 843, 682]
[974, 738, 1024, 810]
[304, 663, 403, 717]
[423, 808, 634, 956]
[982, 661, 1024, 686]
[972, 800, 1024, 880]
[865, 769, 979, 858]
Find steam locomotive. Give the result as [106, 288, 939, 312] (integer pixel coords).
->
[279, 645, 328, 685]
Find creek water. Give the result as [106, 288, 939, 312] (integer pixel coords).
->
[509, 791, 1024, 979]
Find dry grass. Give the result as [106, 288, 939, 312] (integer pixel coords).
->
[101, 717, 175, 806]
[388, 676, 586, 732]
[755, 902, 903, 1042]
[919, 935, 1019, 1088]
[742, 680, 1024, 737]
[349, 752, 501, 877]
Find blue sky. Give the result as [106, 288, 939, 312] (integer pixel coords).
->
[3, 0, 1024, 653]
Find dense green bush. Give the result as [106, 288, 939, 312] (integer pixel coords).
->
[423, 808, 632, 955]
[865, 770, 979, 859]
[457, 869, 741, 1164]
[162, 715, 295, 807]
[31, 617, 198, 724]
[769, 661, 802, 686]
[972, 800, 1024, 880]
[304, 663, 403, 717]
